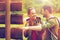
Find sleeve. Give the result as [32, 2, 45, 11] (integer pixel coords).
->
[42, 18, 59, 29]
[24, 19, 29, 37]
[25, 19, 29, 26]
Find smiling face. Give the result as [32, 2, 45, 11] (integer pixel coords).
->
[41, 5, 53, 18]
[41, 9, 49, 18]
[28, 8, 36, 18]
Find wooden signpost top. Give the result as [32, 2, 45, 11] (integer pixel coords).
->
[0, 0, 22, 11]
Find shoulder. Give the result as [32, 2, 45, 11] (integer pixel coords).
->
[26, 17, 30, 21]
[49, 17, 58, 22]
[48, 17, 59, 25]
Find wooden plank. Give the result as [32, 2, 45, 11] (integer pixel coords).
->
[0, 27, 23, 39]
[0, 3, 6, 11]
[10, 2, 22, 11]
[0, 14, 23, 24]
[0, 2, 22, 11]
[0, 0, 22, 2]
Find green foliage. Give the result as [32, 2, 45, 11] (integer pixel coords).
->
[22, 0, 60, 14]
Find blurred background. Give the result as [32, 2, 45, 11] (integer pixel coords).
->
[0, 0, 60, 40]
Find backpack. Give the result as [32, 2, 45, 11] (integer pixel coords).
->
[48, 17, 60, 40]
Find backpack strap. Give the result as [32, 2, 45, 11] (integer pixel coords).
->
[49, 17, 59, 26]
[48, 17, 58, 40]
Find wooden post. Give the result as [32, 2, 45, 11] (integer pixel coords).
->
[5, 0, 11, 40]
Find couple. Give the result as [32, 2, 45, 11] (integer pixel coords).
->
[24, 5, 59, 40]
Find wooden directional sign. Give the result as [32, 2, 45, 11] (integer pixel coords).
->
[0, 0, 22, 24]
[10, 2, 22, 11]
[0, 14, 23, 24]
[0, 3, 6, 11]
[0, 0, 22, 11]
[0, 27, 23, 39]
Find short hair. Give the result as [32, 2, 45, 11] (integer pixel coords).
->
[27, 8, 36, 15]
[28, 8, 32, 15]
[42, 5, 53, 14]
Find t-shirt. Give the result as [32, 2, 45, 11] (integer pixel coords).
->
[42, 17, 59, 40]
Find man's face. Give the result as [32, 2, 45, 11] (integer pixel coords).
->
[41, 9, 48, 18]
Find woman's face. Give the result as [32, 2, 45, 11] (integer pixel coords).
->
[28, 11, 35, 18]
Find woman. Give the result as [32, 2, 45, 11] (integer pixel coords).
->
[24, 8, 44, 40]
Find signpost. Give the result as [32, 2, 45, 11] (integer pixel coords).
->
[5, 0, 11, 40]
[0, 0, 22, 40]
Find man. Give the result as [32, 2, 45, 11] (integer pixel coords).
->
[23, 5, 59, 40]
[24, 8, 44, 40]
[41, 5, 59, 40]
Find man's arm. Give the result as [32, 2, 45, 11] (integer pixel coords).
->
[22, 18, 58, 31]
[42, 18, 59, 29]
[24, 25, 42, 31]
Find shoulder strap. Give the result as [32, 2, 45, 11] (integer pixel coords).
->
[49, 17, 59, 27]
[48, 29, 58, 40]
[48, 17, 58, 40]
